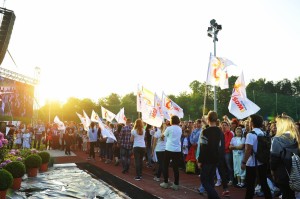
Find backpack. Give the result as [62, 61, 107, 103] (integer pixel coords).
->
[287, 153, 300, 191]
[250, 131, 271, 164]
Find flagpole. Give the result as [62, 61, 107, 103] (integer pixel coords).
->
[207, 19, 222, 113]
[203, 53, 212, 116]
[213, 38, 217, 113]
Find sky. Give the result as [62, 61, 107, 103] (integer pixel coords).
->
[1, 0, 300, 106]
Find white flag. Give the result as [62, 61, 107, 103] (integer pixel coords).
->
[83, 110, 91, 128]
[91, 110, 101, 123]
[115, 108, 127, 124]
[162, 92, 184, 119]
[101, 106, 116, 122]
[228, 72, 260, 119]
[141, 98, 163, 127]
[137, 85, 155, 112]
[76, 112, 89, 131]
[206, 53, 236, 89]
[54, 116, 65, 131]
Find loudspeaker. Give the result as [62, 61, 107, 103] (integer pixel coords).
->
[0, 121, 6, 135]
[0, 8, 15, 65]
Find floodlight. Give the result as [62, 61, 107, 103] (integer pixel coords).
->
[217, 24, 222, 30]
[208, 33, 212, 37]
[210, 19, 216, 26]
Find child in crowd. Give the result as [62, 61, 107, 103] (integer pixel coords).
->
[229, 127, 246, 187]
[22, 128, 31, 149]
[181, 128, 191, 170]
[14, 130, 22, 149]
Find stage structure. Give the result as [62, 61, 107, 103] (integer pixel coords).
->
[0, 66, 39, 122]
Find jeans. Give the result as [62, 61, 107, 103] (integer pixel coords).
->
[120, 147, 132, 172]
[133, 147, 145, 177]
[224, 152, 234, 182]
[89, 142, 96, 159]
[201, 163, 220, 199]
[106, 143, 113, 160]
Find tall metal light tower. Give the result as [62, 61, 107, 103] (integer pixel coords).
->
[207, 19, 222, 113]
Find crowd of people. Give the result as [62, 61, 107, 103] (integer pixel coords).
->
[2, 111, 300, 199]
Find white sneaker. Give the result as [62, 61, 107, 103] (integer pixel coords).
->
[255, 184, 261, 192]
[153, 177, 160, 182]
[215, 180, 222, 186]
[227, 180, 233, 186]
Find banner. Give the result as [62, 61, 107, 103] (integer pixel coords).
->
[206, 53, 236, 89]
[115, 108, 127, 124]
[228, 72, 260, 119]
[54, 116, 65, 131]
[162, 92, 184, 119]
[101, 106, 116, 122]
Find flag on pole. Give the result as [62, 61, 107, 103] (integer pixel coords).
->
[90, 109, 117, 141]
[115, 108, 127, 124]
[228, 72, 260, 119]
[154, 93, 164, 119]
[54, 116, 65, 131]
[83, 110, 91, 128]
[101, 106, 116, 122]
[141, 97, 163, 127]
[162, 92, 184, 119]
[76, 112, 89, 131]
[206, 54, 236, 89]
[91, 110, 101, 123]
[137, 85, 155, 112]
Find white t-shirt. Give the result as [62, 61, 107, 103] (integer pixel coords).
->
[230, 137, 245, 156]
[154, 129, 166, 152]
[164, 125, 182, 152]
[245, 128, 264, 167]
[131, 129, 146, 148]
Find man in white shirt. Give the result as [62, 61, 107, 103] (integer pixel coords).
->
[241, 114, 272, 199]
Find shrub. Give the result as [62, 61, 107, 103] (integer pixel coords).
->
[24, 154, 42, 169]
[38, 151, 50, 164]
[4, 161, 26, 178]
[0, 169, 13, 190]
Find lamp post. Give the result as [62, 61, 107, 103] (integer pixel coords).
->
[207, 19, 222, 113]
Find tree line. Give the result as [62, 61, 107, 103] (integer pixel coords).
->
[2, 76, 300, 124]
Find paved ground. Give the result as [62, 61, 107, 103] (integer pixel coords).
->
[51, 149, 274, 199]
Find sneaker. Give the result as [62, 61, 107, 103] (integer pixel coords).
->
[153, 177, 160, 182]
[239, 183, 245, 188]
[198, 185, 205, 194]
[160, 182, 169, 189]
[170, 184, 179, 191]
[255, 184, 261, 192]
[222, 190, 230, 197]
[227, 181, 233, 186]
[134, 176, 141, 181]
[86, 157, 91, 160]
[215, 180, 222, 187]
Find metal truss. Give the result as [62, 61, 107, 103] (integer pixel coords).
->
[0, 67, 38, 85]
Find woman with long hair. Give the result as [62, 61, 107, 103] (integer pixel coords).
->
[152, 123, 167, 182]
[270, 115, 300, 199]
[130, 119, 146, 181]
